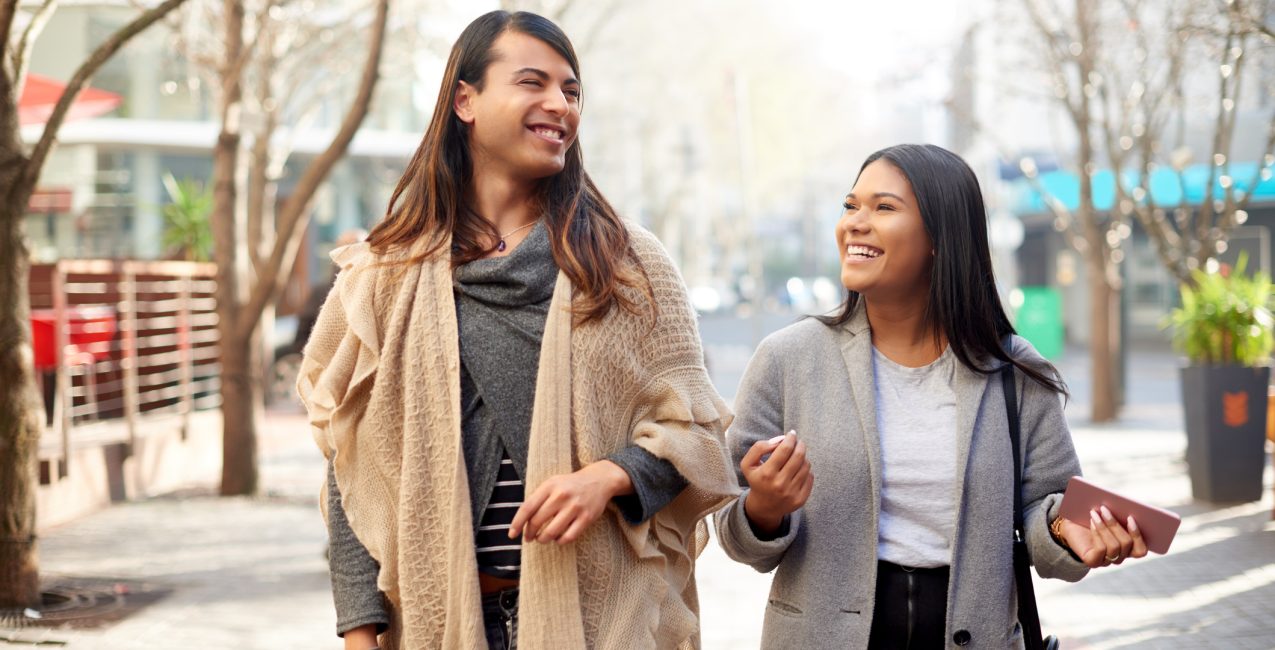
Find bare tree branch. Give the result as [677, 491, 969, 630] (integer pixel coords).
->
[213, 0, 279, 106]
[1236, 106, 1275, 214]
[22, 0, 192, 190]
[1021, 169, 1091, 254]
[1235, 0, 1275, 40]
[239, 3, 370, 286]
[244, 9, 278, 280]
[237, 0, 390, 338]
[1092, 0, 1194, 283]
[1023, 0, 1085, 121]
[245, 113, 272, 279]
[9, 0, 60, 97]
[1194, 31, 1236, 248]
[0, 0, 20, 63]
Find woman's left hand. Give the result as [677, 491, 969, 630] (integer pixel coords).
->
[1055, 506, 1149, 568]
[509, 460, 633, 545]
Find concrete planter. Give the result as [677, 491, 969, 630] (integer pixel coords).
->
[1180, 365, 1271, 503]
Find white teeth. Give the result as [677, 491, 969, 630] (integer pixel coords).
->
[847, 245, 881, 258]
[533, 127, 563, 140]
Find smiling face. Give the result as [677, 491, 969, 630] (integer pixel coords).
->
[453, 30, 581, 185]
[835, 159, 935, 303]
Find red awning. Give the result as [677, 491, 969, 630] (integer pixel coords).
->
[28, 188, 73, 212]
[18, 74, 122, 127]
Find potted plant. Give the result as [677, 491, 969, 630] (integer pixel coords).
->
[160, 173, 213, 262]
[1167, 252, 1274, 502]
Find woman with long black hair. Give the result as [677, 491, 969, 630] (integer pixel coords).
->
[714, 144, 1148, 649]
[299, 10, 736, 650]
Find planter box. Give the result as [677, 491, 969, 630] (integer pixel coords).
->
[1181, 365, 1271, 503]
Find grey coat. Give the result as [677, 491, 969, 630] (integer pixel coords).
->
[713, 308, 1089, 649]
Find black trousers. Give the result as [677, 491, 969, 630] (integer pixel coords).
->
[867, 560, 950, 650]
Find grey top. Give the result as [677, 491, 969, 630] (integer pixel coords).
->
[324, 222, 688, 636]
[713, 307, 1088, 649]
[325, 463, 391, 636]
[872, 344, 959, 568]
[453, 221, 557, 525]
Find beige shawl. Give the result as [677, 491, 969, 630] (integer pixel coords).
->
[298, 224, 738, 649]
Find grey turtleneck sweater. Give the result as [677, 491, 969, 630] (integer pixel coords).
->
[324, 222, 689, 636]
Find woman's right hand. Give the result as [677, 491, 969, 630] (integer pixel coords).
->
[740, 431, 814, 536]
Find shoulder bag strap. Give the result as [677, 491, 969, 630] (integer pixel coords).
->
[1003, 364, 1046, 650]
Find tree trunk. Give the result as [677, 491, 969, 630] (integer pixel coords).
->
[217, 323, 260, 496]
[1, 0, 193, 603]
[211, 0, 388, 493]
[1073, 0, 1119, 423]
[1087, 266, 1119, 423]
[212, 0, 249, 495]
[0, 179, 43, 610]
[0, 536, 39, 610]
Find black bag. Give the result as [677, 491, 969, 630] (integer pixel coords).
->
[1001, 366, 1061, 650]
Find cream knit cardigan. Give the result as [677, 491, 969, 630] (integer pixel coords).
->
[298, 224, 739, 649]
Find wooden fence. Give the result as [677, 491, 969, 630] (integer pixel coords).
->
[28, 260, 220, 485]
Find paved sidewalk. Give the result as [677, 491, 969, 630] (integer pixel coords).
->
[3, 350, 1273, 649]
[1, 409, 335, 649]
[1037, 426, 1274, 650]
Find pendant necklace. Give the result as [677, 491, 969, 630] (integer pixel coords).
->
[496, 221, 536, 252]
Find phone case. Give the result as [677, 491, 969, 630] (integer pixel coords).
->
[1057, 476, 1182, 555]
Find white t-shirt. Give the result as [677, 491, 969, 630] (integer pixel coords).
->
[872, 345, 959, 568]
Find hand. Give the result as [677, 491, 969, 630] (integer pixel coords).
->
[740, 432, 814, 536]
[343, 624, 378, 650]
[510, 460, 632, 545]
[1055, 506, 1149, 568]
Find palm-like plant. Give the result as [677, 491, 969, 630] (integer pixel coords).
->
[161, 173, 213, 262]
[1168, 252, 1274, 367]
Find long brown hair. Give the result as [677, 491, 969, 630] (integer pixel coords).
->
[367, 10, 642, 324]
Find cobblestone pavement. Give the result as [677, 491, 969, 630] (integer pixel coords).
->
[4, 349, 1272, 649]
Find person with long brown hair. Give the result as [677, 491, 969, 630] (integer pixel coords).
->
[297, 10, 737, 650]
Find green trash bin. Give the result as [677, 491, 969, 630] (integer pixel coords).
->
[1014, 286, 1064, 360]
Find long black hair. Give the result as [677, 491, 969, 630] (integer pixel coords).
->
[817, 144, 1067, 396]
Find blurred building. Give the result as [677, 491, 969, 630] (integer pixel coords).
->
[23, 1, 434, 313]
[944, 0, 1275, 347]
[21, 1, 454, 525]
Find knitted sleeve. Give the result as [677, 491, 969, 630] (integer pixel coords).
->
[607, 444, 689, 524]
[296, 242, 399, 594]
[326, 461, 390, 636]
[296, 242, 382, 465]
[614, 227, 740, 557]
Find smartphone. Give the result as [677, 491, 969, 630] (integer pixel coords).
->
[1057, 476, 1181, 555]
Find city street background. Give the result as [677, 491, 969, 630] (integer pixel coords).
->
[4, 0, 1274, 647]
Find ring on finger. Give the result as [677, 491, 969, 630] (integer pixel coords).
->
[1104, 554, 1120, 562]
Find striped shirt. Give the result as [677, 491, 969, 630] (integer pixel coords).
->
[475, 447, 524, 579]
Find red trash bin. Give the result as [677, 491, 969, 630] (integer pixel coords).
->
[30, 306, 118, 370]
